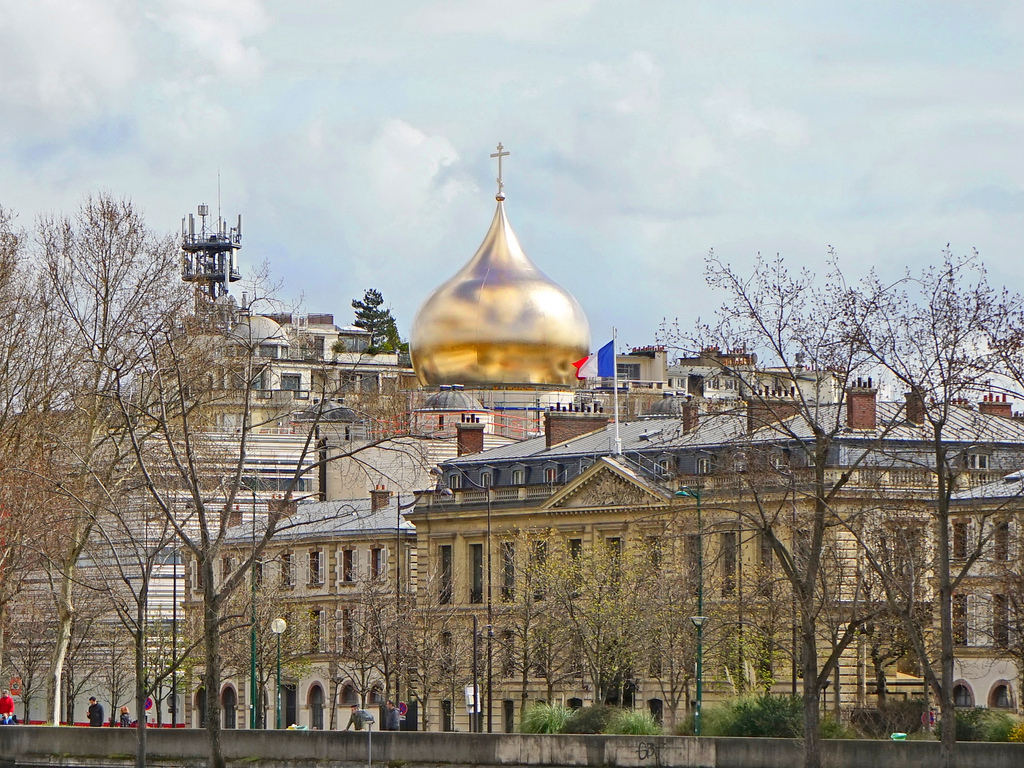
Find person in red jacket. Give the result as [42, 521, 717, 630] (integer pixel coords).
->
[0, 690, 15, 724]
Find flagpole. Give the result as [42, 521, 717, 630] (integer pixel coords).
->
[612, 327, 621, 455]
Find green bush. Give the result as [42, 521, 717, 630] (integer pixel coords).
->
[563, 705, 617, 734]
[849, 700, 927, 738]
[520, 702, 572, 734]
[935, 708, 1020, 742]
[725, 695, 803, 738]
[820, 714, 857, 739]
[605, 709, 662, 736]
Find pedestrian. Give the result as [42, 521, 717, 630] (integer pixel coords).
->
[0, 690, 14, 725]
[383, 700, 400, 731]
[87, 697, 104, 727]
[344, 704, 364, 731]
[119, 706, 131, 728]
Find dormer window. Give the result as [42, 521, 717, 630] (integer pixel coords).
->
[447, 473, 461, 490]
[965, 453, 989, 470]
[480, 471, 492, 488]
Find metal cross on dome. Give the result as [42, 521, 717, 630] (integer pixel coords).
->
[490, 142, 510, 199]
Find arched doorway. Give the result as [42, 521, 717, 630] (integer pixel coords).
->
[222, 687, 237, 729]
[195, 688, 206, 728]
[648, 698, 664, 723]
[309, 684, 324, 730]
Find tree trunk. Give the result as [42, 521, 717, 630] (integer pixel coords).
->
[203, 563, 226, 768]
[45, 556, 76, 725]
[801, 612, 821, 768]
[935, 454, 956, 768]
[136, 615, 148, 768]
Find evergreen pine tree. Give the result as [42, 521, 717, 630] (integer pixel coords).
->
[351, 288, 401, 353]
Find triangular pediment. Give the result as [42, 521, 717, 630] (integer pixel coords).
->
[543, 457, 671, 510]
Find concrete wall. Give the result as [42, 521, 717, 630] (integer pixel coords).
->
[1, 726, 1023, 768]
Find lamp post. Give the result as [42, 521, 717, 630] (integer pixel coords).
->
[270, 617, 287, 729]
[676, 486, 705, 736]
[250, 490, 258, 729]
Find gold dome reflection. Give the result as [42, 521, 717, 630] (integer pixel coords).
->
[410, 199, 590, 387]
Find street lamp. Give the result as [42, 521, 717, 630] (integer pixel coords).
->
[676, 486, 704, 736]
[270, 617, 287, 729]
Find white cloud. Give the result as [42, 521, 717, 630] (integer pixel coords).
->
[702, 90, 810, 149]
[153, 0, 269, 81]
[406, 0, 596, 41]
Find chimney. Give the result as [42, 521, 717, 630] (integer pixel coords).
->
[746, 396, 800, 433]
[456, 421, 485, 456]
[681, 400, 699, 434]
[979, 393, 1013, 418]
[544, 410, 610, 449]
[846, 377, 877, 431]
[370, 485, 391, 512]
[905, 390, 925, 425]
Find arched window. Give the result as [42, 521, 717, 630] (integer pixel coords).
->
[341, 684, 358, 705]
[953, 683, 974, 707]
[990, 683, 1013, 709]
[195, 687, 207, 728]
[567, 697, 583, 710]
[222, 687, 237, 729]
[309, 684, 324, 730]
[368, 686, 384, 706]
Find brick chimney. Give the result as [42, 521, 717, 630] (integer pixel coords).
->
[370, 485, 391, 512]
[979, 393, 1013, 418]
[681, 401, 699, 434]
[746, 388, 800, 433]
[456, 419, 485, 456]
[905, 390, 925, 425]
[846, 377, 877, 430]
[544, 408, 609, 448]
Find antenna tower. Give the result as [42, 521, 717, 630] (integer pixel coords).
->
[181, 203, 242, 300]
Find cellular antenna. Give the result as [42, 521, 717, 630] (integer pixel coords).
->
[181, 200, 242, 301]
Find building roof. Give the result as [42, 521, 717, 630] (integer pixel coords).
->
[952, 470, 1024, 502]
[445, 399, 1024, 467]
[227, 497, 414, 544]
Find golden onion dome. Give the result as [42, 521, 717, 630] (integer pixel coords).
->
[410, 191, 590, 387]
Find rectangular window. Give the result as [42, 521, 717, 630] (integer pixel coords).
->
[994, 522, 1010, 562]
[953, 521, 968, 559]
[253, 560, 263, 589]
[281, 552, 294, 588]
[512, 469, 524, 485]
[470, 543, 484, 603]
[501, 542, 515, 602]
[439, 545, 453, 604]
[532, 541, 547, 600]
[722, 531, 737, 595]
[342, 609, 353, 652]
[371, 547, 384, 580]
[480, 472, 492, 488]
[501, 631, 515, 677]
[309, 550, 323, 586]
[953, 595, 968, 645]
[544, 467, 557, 483]
[309, 609, 324, 652]
[686, 534, 700, 596]
[343, 549, 355, 582]
[448, 474, 461, 490]
[696, 457, 710, 475]
[568, 538, 583, 561]
[281, 374, 301, 391]
[221, 556, 233, 584]
[760, 532, 773, 571]
[646, 536, 662, 572]
[994, 594, 1009, 648]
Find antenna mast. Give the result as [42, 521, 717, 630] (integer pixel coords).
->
[180, 202, 242, 301]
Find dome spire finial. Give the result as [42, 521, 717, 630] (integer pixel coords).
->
[490, 142, 510, 201]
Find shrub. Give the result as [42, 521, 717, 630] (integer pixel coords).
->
[520, 702, 572, 734]
[935, 707, 1020, 742]
[605, 709, 662, 736]
[850, 700, 926, 738]
[725, 695, 803, 738]
[1008, 720, 1024, 742]
[563, 705, 617, 734]
[820, 714, 857, 739]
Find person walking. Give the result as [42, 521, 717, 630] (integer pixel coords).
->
[383, 700, 400, 731]
[87, 697, 104, 727]
[118, 706, 131, 728]
[0, 690, 14, 724]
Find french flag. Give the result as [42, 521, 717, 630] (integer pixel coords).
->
[573, 340, 615, 380]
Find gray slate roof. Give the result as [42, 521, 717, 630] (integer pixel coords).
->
[226, 497, 413, 543]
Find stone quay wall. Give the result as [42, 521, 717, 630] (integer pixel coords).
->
[0, 725, 1023, 768]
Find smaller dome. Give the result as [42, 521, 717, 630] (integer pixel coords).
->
[644, 392, 690, 417]
[230, 315, 289, 347]
[420, 385, 486, 412]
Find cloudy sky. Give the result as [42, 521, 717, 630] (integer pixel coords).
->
[1, 1, 1022, 350]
